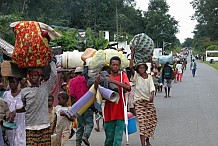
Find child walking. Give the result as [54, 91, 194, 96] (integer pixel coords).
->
[55, 92, 74, 146]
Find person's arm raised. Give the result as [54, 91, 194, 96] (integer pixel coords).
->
[129, 47, 135, 76]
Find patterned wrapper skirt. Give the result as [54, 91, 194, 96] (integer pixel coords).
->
[26, 127, 51, 146]
[135, 99, 157, 138]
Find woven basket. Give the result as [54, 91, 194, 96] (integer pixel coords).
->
[1, 61, 27, 78]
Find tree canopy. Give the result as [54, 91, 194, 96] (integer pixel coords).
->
[0, 0, 180, 50]
[191, 0, 218, 52]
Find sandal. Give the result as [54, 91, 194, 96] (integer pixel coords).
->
[94, 128, 100, 132]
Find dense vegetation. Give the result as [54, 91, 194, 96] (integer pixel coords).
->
[0, 0, 180, 51]
[189, 0, 218, 54]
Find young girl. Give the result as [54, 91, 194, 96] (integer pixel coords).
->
[130, 48, 157, 146]
[55, 92, 74, 146]
[3, 77, 26, 146]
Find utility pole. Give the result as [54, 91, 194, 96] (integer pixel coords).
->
[116, 0, 118, 37]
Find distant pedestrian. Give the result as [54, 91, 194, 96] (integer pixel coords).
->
[162, 62, 173, 97]
[190, 59, 197, 77]
[176, 61, 183, 82]
[183, 59, 187, 70]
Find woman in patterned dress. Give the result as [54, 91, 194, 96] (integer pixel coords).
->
[129, 48, 157, 146]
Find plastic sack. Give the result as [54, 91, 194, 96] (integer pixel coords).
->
[89, 50, 105, 69]
[158, 53, 173, 65]
[104, 49, 129, 69]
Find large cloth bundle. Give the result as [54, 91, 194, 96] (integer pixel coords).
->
[11, 21, 52, 68]
[130, 33, 154, 64]
[88, 49, 129, 69]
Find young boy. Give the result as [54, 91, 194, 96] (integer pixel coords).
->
[55, 92, 74, 146]
[95, 56, 131, 146]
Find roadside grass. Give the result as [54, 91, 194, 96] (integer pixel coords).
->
[204, 61, 218, 70]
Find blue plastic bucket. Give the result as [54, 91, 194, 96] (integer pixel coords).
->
[127, 116, 137, 134]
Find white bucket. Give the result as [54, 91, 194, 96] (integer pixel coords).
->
[62, 50, 84, 68]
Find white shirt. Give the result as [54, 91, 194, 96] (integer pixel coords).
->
[176, 64, 183, 73]
[131, 72, 155, 101]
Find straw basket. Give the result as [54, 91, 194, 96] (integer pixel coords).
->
[1, 61, 27, 78]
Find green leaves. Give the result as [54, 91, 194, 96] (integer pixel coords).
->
[192, 0, 218, 52]
[206, 45, 218, 51]
[0, 14, 23, 44]
[144, 0, 179, 48]
[50, 27, 109, 52]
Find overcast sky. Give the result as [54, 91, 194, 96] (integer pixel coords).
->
[135, 0, 197, 43]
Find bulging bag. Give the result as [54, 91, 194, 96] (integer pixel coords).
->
[89, 50, 105, 69]
[130, 33, 154, 64]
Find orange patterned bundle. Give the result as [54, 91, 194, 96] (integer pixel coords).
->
[12, 21, 51, 68]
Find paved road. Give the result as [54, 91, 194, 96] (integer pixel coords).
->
[68, 60, 218, 146]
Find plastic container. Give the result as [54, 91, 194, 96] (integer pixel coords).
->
[62, 50, 84, 68]
[127, 116, 137, 134]
[81, 48, 97, 62]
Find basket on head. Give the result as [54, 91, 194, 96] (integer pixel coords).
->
[1, 61, 27, 78]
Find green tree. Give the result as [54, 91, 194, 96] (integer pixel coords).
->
[182, 38, 193, 48]
[0, 14, 23, 44]
[206, 45, 218, 51]
[191, 0, 218, 41]
[143, 0, 179, 48]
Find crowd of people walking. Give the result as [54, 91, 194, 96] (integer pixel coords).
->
[0, 49, 197, 146]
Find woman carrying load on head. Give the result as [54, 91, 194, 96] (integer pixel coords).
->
[129, 47, 157, 146]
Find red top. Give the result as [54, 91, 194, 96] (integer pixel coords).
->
[104, 72, 130, 122]
[69, 76, 89, 102]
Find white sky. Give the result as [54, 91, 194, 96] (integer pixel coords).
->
[135, 0, 197, 43]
